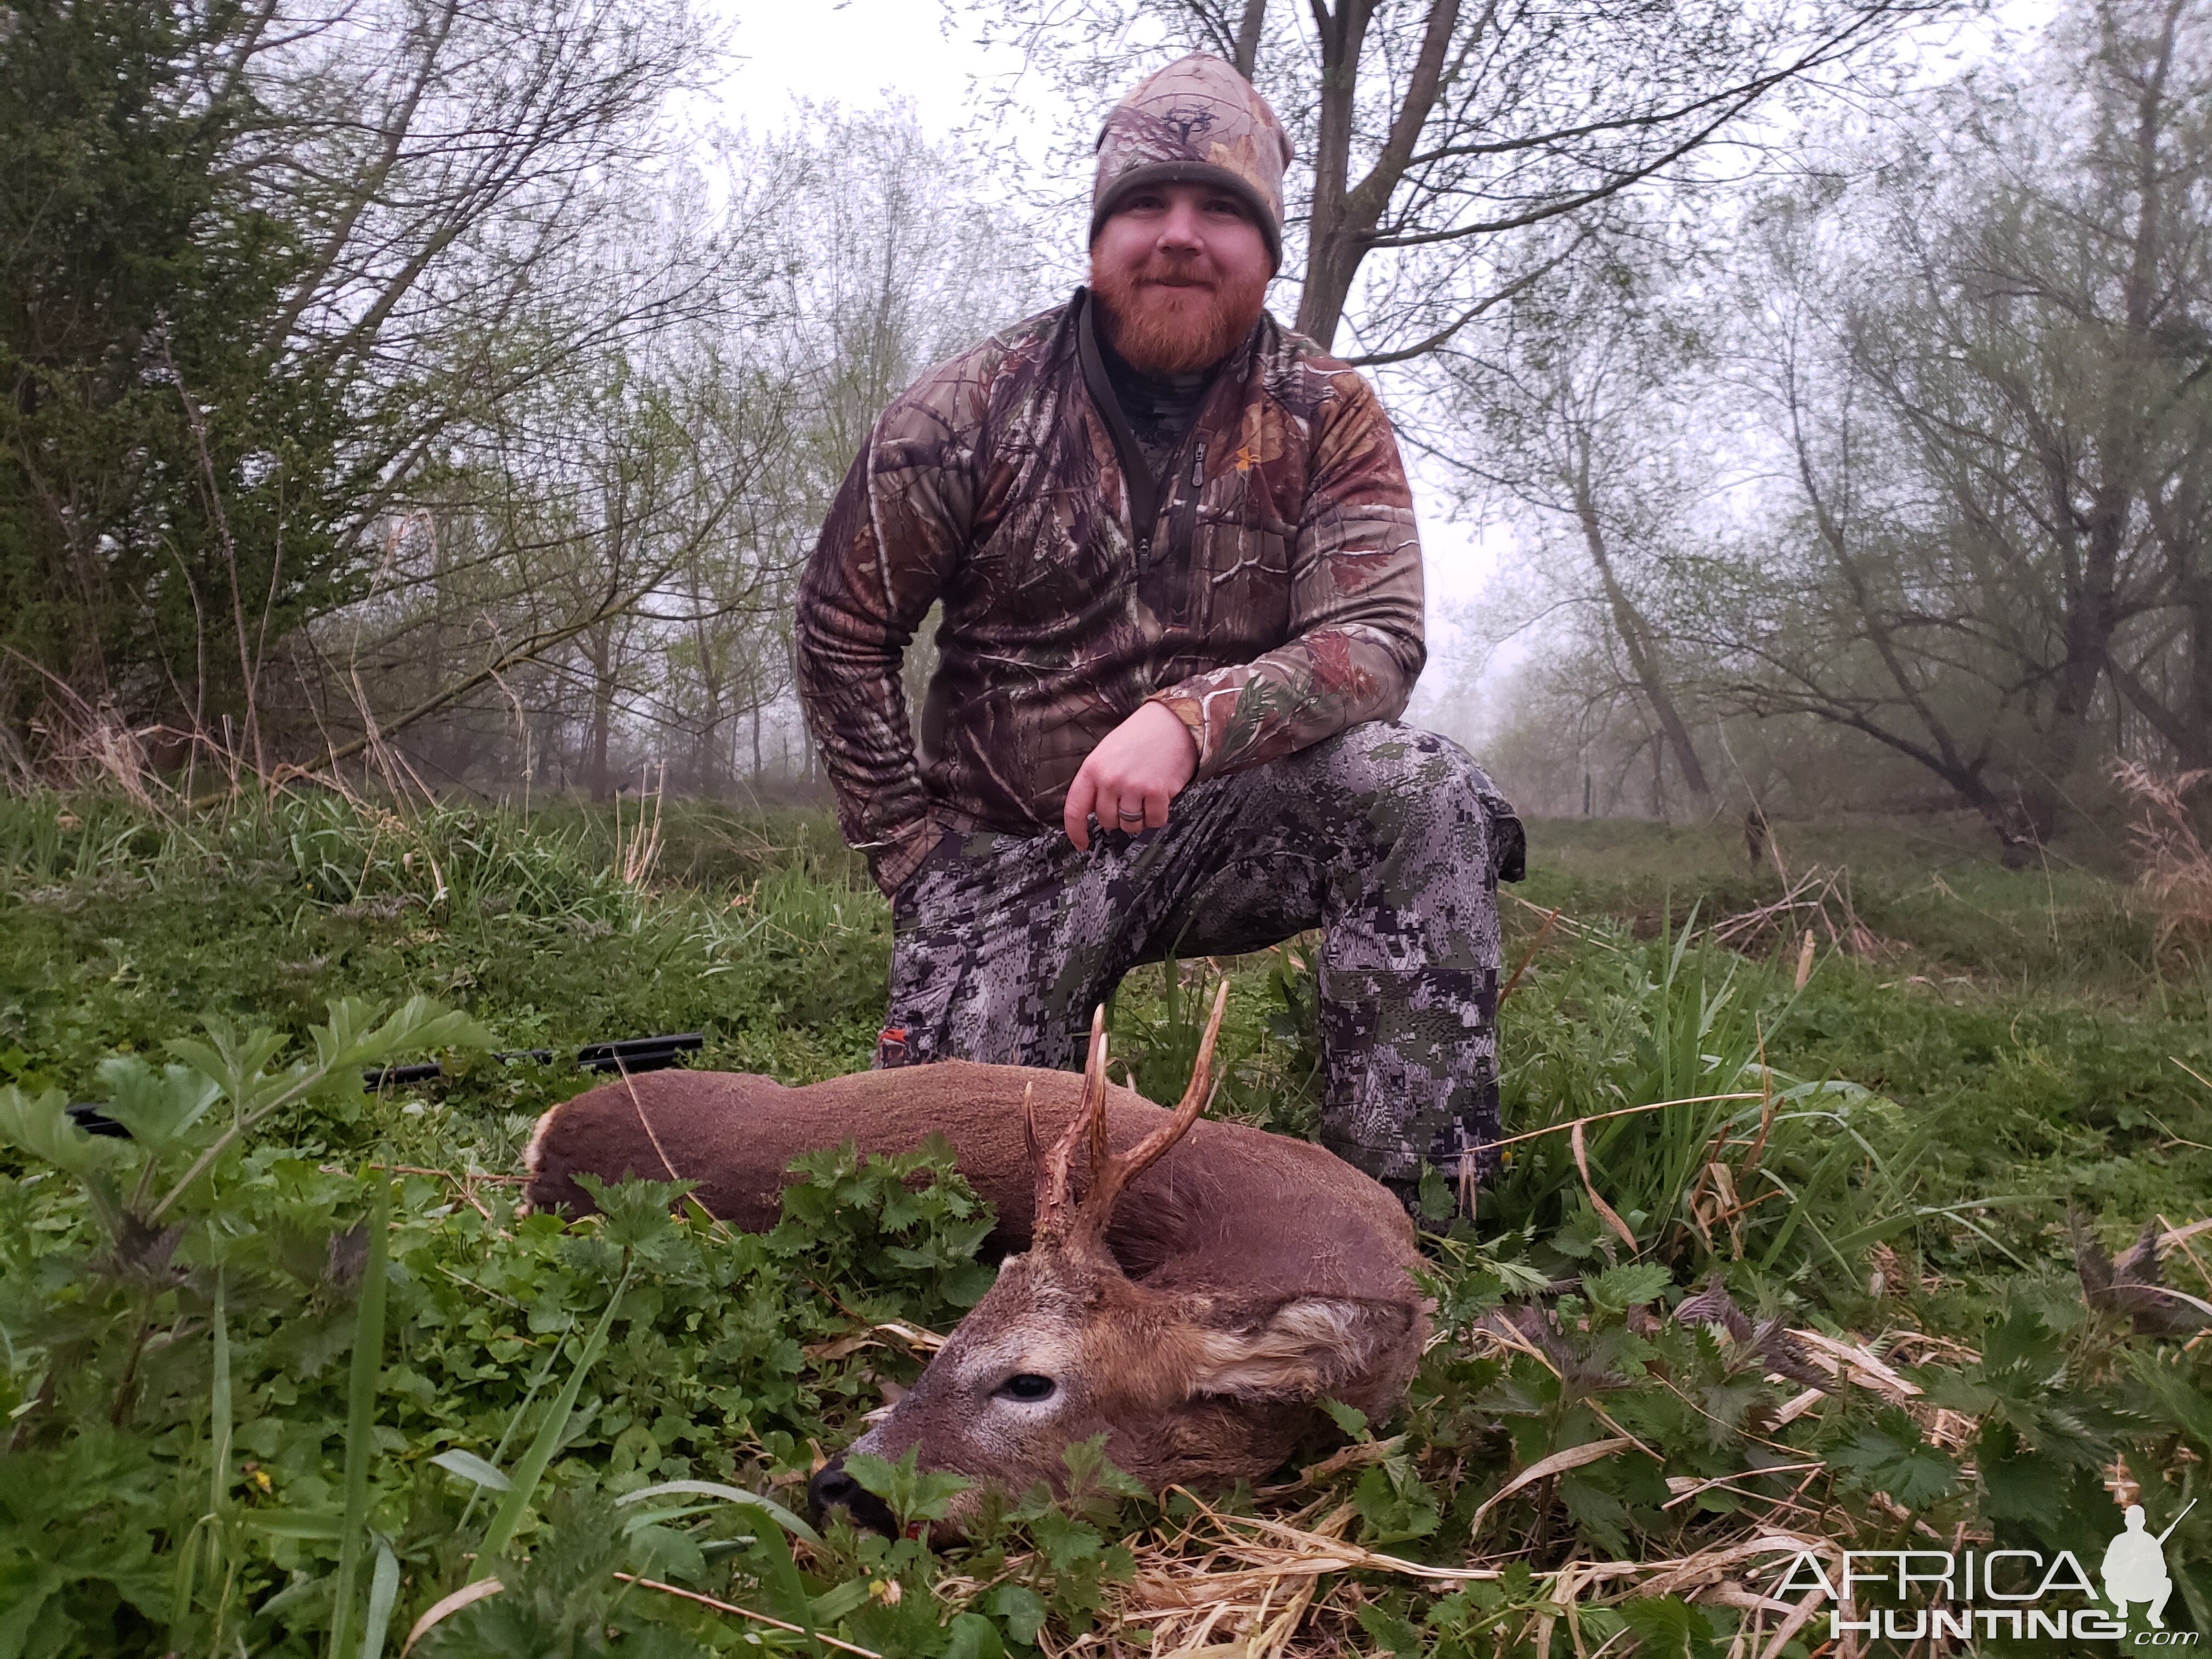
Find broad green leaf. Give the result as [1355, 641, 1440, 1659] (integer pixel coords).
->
[614, 1480, 820, 1545]
[1355, 1600, 1424, 1657]
[941, 1261, 996, 1307]
[1322, 1398, 1373, 1441]
[0, 1086, 130, 1179]
[94, 1057, 219, 1154]
[1976, 1420, 2068, 1521]
[1417, 1164, 1458, 1221]
[625, 1522, 706, 1586]
[165, 1020, 289, 1107]
[845, 1446, 975, 1526]
[312, 996, 492, 1076]
[1620, 1594, 1718, 1659]
[944, 1611, 1007, 1659]
[0, 1560, 66, 1657]
[984, 1584, 1047, 1645]
[1829, 1406, 1959, 1508]
[1059, 1432, 1149, 1506]
[1584, 1262, 1674, 1313]
[430, 1449, 510, 1491]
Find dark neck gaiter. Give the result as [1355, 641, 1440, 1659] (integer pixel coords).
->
[1095, 328, 1216, 484]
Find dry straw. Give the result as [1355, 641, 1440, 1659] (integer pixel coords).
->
[908, 1319, 1979, 1657]
[2113, 763, 2212, 962]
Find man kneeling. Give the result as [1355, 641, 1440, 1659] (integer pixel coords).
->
[794, 53, 1523, 1215]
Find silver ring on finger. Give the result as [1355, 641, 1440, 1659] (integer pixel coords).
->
[1116, 806, 1146, 821]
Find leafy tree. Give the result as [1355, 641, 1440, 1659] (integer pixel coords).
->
[1431, 225, 1722, 815]
[1709, 0, 2212, 842]
[1, 0, 720, 786]
[0, 0, 347, 764]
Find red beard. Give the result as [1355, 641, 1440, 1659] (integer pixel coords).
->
[1090, 252, 1267, 374]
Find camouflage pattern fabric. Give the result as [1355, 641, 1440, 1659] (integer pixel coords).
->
[795, 290, 1427, 896]
[1090, 53, 1294, 267]
[876, 723, 1526, 1192]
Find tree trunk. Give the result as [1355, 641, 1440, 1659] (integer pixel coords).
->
[1293, 0, 1460, 351]
[2186, 584, 2212, 769]
[1572, 449, 1713, 805]
[585, 629, 614, 802]
[2037, 1, 2180, 823]
[695, 632, 726, 797]
[1233, 0, 1266, 76]
[1295, 2, 1369, 351]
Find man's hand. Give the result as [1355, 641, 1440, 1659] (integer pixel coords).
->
[1064, 701, 1199, 850]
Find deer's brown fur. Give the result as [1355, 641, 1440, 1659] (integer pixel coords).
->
[524, 989, 1426, 1526]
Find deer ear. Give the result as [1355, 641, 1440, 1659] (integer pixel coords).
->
[1189, 1296, 1415, 1402]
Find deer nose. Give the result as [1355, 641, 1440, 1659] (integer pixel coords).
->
[808, 1455, 897, 1536]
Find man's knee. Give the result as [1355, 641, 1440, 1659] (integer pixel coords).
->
[1299, 723, 1524, 882]
[1305, 719, 1466, 787]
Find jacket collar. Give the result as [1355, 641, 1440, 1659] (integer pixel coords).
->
[1071, 287, 1266, 540]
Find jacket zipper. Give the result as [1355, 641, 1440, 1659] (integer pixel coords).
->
[1172, 440, 1207, 565]
[1144, 432, 1209, 563]
[1076, 290, 1228, 566]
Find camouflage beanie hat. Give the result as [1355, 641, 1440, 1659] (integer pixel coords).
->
[1091, 53, 1293, 270]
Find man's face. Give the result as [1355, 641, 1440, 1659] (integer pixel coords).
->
[1090, 182, 1271, 374]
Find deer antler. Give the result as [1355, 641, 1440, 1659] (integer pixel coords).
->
[1076, 980, 1229, 1235]
[1031, 985, 1229, 1252]
[1085, 1006, 1113, 1205]
[1030, 1076, 1077, 1243]
[1031, 1018, 1107, 1244]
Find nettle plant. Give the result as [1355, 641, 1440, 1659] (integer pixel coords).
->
[0, 998, 1036, 1657]
[0, 997, 495, 1651]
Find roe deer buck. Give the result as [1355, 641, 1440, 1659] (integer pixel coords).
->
[524, 985, 1427, 1534]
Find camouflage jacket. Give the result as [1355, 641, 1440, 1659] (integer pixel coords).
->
[795, 289, 1426, 889]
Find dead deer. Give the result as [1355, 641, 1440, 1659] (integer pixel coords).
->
[524, 986, 1428, 1534]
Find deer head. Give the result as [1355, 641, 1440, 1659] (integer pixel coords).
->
[808, 985, 1418, 1536]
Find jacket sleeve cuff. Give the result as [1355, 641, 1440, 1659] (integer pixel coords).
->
[865, 819, 943, 898]
[1145, 679, 1237, 778]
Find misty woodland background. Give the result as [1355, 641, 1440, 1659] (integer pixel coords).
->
[4, 3, 2212, 1656]
[7, 0, 2209, 853]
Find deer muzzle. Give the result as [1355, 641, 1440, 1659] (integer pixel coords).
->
[807, 1454, 898, 1537]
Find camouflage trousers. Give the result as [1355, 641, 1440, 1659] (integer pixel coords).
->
[876, 723, 1525, 1190]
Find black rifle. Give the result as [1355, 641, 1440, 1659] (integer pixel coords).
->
[62, 1032, 705, 1140]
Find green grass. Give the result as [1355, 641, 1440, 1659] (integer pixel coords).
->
[1519, 811, 2168, 992]
[0, 792, 890, 1107]
[2, 792, 2208, 1656]
[1509, 814, 2212, 1268]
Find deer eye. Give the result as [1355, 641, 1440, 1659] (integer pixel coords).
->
[997, 1373, 1056, 1402]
